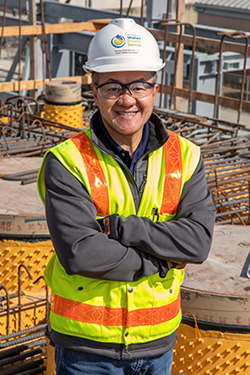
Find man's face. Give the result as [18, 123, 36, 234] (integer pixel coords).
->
[91, 71, 159, 146]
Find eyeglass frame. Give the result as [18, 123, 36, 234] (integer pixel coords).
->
[93, 80, 157, 98]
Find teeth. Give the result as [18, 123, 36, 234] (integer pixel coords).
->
[119, 112, 136, 116]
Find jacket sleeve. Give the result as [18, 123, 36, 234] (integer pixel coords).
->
[116, 156, 216, 265]
[44, 153, 166, 282]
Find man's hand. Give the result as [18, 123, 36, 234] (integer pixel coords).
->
[167, 261, 187, 269]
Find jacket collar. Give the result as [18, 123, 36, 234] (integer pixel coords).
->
[89, 110, 169, 156]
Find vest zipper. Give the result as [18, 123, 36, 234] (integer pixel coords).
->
[93, 143, 141, 212]
[152, 207, 159, 222]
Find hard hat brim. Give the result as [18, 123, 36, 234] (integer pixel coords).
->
[83, 60, 165, 73]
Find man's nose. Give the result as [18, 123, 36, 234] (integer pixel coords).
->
[117, 89, 136, 105]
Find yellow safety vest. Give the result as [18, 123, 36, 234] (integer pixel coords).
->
[37, 128, 200, 346]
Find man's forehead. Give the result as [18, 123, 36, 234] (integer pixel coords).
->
[97, 71, 153, 84]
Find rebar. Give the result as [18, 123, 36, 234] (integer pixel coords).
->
[0, 324, 47, 342]
[215, 31, 249, 123]
[0, 0, 7, 61]
[0, 284, 10, 336]
[0, 347, 45, 367]
[18, 264, 33, 331]
[0, 96, 83, 157]
[153, 106, 250, 225]
[0, 358, 45, 375]
[0, 331, 46, 349]
[0, 339, 46, 360]
[1, 169, 39, 181]
[33, 276, 49, 321]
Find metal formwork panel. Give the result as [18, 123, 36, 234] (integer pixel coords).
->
[0, 240, 54, 292]
[0, 240, 54, 335]
[172, 322, 250, 374]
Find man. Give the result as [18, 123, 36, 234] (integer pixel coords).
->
[37, 18, 216, 375]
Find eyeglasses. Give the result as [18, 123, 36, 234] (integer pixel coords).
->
[93, 80, 157, 99]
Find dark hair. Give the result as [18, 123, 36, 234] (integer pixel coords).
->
[91, 72, 100, 84]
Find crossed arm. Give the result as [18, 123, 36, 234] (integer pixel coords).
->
[44, 153, 216, 282]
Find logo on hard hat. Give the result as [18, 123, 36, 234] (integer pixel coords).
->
[111, 34, 126, 48]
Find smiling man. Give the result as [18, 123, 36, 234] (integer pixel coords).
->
[92, 70, 158, 156]
[37, 18, 216, 375]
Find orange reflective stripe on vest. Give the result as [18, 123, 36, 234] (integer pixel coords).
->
[51, 292, 180, 327]
[71, 132, 109, 216]
[160, 131, 182, 215]
[71, 130, 182, 217]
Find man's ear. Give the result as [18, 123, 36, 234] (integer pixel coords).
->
[153, 84, 159, 101]
[91, 84, 99, 106]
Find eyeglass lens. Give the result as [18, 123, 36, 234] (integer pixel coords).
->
[98, 81, 155, 99]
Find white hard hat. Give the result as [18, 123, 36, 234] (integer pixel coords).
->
[83, 18, 165, 73]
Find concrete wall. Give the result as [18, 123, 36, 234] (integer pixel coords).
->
[185, 3, 198, 24]
[198, 13, 250, 32]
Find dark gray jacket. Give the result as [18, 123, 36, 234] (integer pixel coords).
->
[44, 110, 216, 359]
